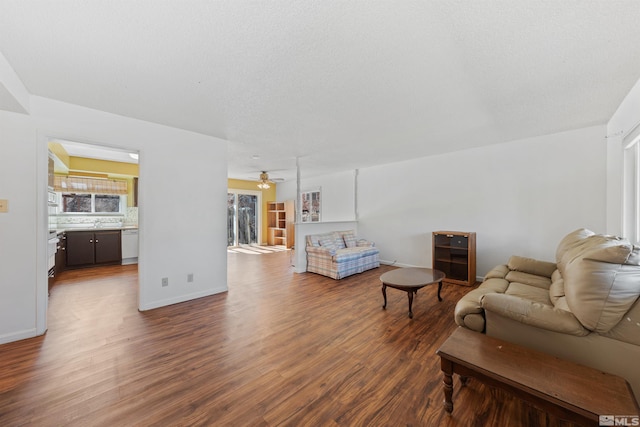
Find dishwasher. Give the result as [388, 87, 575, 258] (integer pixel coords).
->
[121, 229, 139, 265]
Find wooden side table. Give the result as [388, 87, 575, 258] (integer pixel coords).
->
[436, 327, 639, 425]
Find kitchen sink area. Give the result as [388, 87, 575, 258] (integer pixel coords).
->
[49, 209, 139, 276]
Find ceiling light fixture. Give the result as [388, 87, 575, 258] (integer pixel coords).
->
[257, 171, 271, 189]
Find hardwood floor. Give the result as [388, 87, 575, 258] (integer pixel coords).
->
[0, 252, 581, 426]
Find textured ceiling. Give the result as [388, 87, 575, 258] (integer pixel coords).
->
[2, 0, 640, 181]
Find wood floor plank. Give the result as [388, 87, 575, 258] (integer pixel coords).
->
[0, 252, 583, 426]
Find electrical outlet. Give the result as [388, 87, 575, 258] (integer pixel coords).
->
[187, 273, 194, 283]
[161, 277, 169, 287]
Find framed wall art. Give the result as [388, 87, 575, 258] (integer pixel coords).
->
[301, 189, 321, 222]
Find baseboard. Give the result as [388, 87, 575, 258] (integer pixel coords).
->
[0, 327, 39, 345]
[139, 286, 228, 311]
[379, 259, 420, 268]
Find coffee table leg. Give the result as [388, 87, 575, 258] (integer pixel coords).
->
[437, 281, 443, 302]
[441, 358, 454, 414]
[381, 284, 387, 309]
[407, 291, 414, 318]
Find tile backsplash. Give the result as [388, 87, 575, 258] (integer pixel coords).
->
[50, 207, 138, 229]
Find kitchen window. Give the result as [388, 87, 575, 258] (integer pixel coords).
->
[61, 193, 124, 214]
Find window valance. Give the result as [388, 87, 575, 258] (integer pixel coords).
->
[53, 176, 128, 195]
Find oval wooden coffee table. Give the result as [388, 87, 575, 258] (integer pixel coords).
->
[379, 267, 446, 318]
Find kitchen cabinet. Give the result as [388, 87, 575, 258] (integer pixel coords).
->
[55, 232, 66, 277]
[66, 230, 122, 267]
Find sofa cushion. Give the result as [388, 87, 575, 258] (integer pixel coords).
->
[507, 255, 556, 278]
[505, 282, 551, 306]
[556, 229, 613, 276]
[553, 296, 571, 312]
[332, 231, 347, 249]
[564, 237, 640, 333]
[307, 233, 333, 247]
[318, 235, 338, 251]
[481, 293, 589, 336]
[504, 271, 552, 290]
[555, 228, 594, 265]
[484, 265, 509, 280]
[549, 278, 565, 306]
[343, 231, 357, 248]
[333, 247, 379, 262]
[602, 297, 640, 346]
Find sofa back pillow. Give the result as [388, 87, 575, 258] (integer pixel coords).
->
[555, 228, 598, 273]
[563, 237, 640, 333]
[318, 235, 338, 252]
[307, 233, 333, 247]
[507, 255, 557, 278]
[332, 231, 349, 249]
[343, 231, 357, 248]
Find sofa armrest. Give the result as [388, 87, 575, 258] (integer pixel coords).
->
[484, 265, 509, 280]
[356, 239, 374, 247]
[481, 293, 589, 336]
[306, 246, 336, 257]
[454, 278, 510, 332]
[507, 255, 557, 278]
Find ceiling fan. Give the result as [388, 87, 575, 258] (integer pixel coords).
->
[254, 171, 284, 189]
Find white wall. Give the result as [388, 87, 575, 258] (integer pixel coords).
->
[0, 112, 38, 343]
[277, 170, 356, 222]
[278, 170, 357, 272]
[0, 96, 228, 344]
[357, 126, 607, 277]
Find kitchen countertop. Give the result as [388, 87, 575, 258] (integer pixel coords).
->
[52, 225, 138, 234]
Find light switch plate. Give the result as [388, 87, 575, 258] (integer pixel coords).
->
[0, 199, 7, 213]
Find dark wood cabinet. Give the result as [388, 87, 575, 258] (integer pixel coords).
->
[94, 231, 122, 264]
[66, 231, 95, 266]
[55, 233, 66, 277]
[66, 230, 122, 267]
[432, 231, 476, 286]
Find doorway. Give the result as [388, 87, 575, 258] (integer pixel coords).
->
[46, 138, 140, 323]
[227, 189, 261, 247]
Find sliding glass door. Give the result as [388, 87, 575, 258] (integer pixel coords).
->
[227, 190, 260, 247]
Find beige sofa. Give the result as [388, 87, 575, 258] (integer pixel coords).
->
[455, 229, 640, 403]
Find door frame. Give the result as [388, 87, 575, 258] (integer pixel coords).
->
[227, 188, 262, 247]
[37, 135, 140, 335]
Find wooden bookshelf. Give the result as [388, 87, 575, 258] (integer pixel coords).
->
[267, 200, 294, 248]
[432, 231, 476, 286]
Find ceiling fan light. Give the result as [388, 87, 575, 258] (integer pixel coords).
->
[257, 171, 271, 189]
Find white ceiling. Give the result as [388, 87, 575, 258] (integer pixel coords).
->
[52, 139, 139, 165]
[2, 1, 640, 182]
